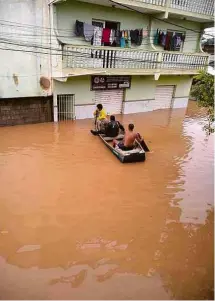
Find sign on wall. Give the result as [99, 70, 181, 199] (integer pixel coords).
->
[91, 76, 131, 91]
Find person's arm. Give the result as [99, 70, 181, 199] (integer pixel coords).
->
[94, 110, 98, 117]
[118, 121, 125, 133]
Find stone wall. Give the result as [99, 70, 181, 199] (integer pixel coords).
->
[0, 96, 53, 126]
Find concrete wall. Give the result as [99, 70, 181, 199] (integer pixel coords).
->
[56, 0, 201, 53]
[150, 19, 201, 53]
[54, 76, 95, 105]
[124, 75, 192, 113]
[56, 0, 150, 50]
[0, 96, 53, 126]
[53, 74, 192, 119]
[0, 0, 52, 98]
[125, 75, 193, 101]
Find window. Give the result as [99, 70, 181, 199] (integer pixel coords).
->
[92, 19, 105, 28]
[92, 19, 120, 31]
[167, 30, 185, 52]
[92, 19, 120, 47]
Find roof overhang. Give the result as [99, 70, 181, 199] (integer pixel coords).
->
[53, 68, 107, 82]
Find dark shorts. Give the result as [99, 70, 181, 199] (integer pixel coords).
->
[117, 142, 134, 151]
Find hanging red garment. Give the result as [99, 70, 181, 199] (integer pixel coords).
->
[164, 32, 171, 51]
[102, 28, 111, 43]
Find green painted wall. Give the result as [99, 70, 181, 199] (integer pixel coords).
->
[125, 75, 193, 101]
[56, 0, 150, 50]
[54, 75, 192, 105]
[56, 0, 201, 53]
[151, 19, 201, 53]
[54, 76, 94, 105]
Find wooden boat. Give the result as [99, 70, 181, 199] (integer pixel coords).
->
[91, 131, 146, 163]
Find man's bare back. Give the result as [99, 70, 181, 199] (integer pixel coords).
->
[124, 131, 137, 147]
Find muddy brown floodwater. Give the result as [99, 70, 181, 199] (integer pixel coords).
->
[0, 101, 214, 300]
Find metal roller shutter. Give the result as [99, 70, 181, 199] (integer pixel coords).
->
[153, 85, 175, 110]
[95, 90, 123, 115]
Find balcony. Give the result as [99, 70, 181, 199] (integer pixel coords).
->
[170, 0, 214, 17]
[63, 46, 209, 75]
[76, 0, 214, 20]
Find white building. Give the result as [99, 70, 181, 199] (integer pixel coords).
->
[0, 0, 214, 124]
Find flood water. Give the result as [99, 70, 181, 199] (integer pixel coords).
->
[0, 101, 214, 300]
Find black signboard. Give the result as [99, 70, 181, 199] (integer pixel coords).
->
[91, 76, 131, 91]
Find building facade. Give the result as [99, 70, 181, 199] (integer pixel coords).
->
[0, 0, 214, 124]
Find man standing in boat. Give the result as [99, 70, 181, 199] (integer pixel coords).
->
[93, 104, 108, 131]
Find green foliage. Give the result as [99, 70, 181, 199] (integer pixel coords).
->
[191, 71, 214, 134]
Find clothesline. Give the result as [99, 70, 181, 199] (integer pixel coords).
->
[154, 29, 186, 51]
[75, 20, 147, 48]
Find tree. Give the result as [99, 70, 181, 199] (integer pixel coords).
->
[191, 71, 214, 134]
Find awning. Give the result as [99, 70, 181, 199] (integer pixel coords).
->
[53, 68, 107, 82]
[53, 67, 200, 82]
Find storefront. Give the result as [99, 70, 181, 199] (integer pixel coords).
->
[53, 74, 192, 121]
[91, 75, 131, 115]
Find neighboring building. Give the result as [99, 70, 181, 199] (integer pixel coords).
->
[0, 0, 53, 125]
[0, 0, 214, 124]
[202, 37, 214, 54]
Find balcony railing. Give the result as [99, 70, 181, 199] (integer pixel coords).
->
[170, 0, 214, 16]
[133, 0, 166, 6]
[129, 0, 214, 16]
[65, 46, 208, 71]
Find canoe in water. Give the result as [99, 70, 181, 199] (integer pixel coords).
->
[91, 131, 146, 163]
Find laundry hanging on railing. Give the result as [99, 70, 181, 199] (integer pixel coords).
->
[75, 20, 84, 37]
[130, 29, 143, 46]
[154, 29, 186, 51]
[74, 19, 144, 47]
[93, 26, 102, 46]
[83, 23, 94, 42]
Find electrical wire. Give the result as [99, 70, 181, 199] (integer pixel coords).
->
[108, 0, 214, 37]
[0, 43, 209, 68]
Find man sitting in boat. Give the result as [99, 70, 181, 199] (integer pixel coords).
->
[91, 115, 124, 137]
[93, 104, 108, 131]
[113, 123, 139, 151]
[105, 115, 125, 137]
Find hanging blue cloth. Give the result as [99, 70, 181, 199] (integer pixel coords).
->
[120, 37, 125, 48]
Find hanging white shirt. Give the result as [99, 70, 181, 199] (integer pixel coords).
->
[93, 26, 102, 46]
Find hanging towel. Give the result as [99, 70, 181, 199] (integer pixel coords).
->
[115, 30, 120, 46]
[110, 29, 115, 44]
[154, 29, 159, 45]
[75, 20, 84, 37]
[161, 33, 166, 47]
[130, 29, 139, 44]
[170, 33, 175, 51]
[158, 31, 162, 45]
[137, 29, 143, 46]
[120, 37, 126, 48]
[164, 32, 171, 50]
[127, 36, 131, 48]
[93, 26, 102, 46]
[142, 30, 148, 37]
[102, 28, 111, 43]
[84, 23, 94, 42]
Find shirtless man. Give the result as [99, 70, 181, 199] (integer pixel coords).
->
[113, 123, 138, 151]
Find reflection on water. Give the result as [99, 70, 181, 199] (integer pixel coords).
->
[0, 101, 213, 300]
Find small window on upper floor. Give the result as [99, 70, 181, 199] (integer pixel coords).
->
[154, 29, 185, 51]
[92, 19, 121, 47]
[166, 30, 185, 52]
